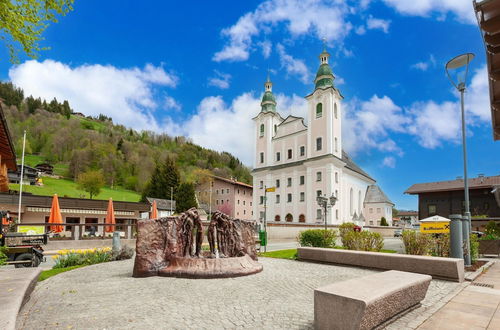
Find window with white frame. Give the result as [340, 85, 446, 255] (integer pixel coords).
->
[316, 171, 322, 181]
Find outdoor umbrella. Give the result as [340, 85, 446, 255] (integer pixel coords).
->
[150, 200, 158, 219]
[48, 194, 64, 233]
[2, 216, 8, 225]
[105, 198, 115, 233]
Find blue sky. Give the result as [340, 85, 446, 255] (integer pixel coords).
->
[1, 0, 498, 210]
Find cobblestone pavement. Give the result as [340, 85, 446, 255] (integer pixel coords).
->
[17, 258, 460, 330]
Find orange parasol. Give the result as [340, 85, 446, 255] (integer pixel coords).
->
[2, 216, 8, 225]
[150, 200, 158, 219]
[48, 194, 64, 233]
[105, 198, 115, 233]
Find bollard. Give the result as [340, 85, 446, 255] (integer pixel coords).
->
[462, 215, 471, 266]
[112, 231, 121, 254]
[449, 214, 463, 259]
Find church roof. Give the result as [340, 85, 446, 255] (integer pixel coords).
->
[341, 151, 374, 182]
[364, 185, 394, 205]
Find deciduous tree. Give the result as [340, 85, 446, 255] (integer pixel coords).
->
[77, 170, 105, 199]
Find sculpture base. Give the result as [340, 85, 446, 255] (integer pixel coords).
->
[158, 254, 263, 279]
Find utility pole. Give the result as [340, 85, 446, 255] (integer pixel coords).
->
[17, 130, 26, 224]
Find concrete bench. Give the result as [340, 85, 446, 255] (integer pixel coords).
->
[314, 270, 431, 330]
[298, 247, 464, 282]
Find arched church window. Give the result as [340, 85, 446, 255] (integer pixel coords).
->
[259, 124, 264, 137]
[316, 103, 323, 118]
[286, 213, 293, 222]
[350, 188, 353, 215]
[275, 215, 281, 222]
[334, 103, 338, 119]
[299, 214, 306, 223]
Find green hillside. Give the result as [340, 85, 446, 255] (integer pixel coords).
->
[9, 177, 141, 202]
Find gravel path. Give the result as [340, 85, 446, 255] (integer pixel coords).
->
[17, 258, 460, 329]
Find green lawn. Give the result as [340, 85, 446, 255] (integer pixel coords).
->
[10, 177, 141, 202]
[259, 249, 298, 260]
[38, 265, 84, 281]
[18, 154, 68, 176]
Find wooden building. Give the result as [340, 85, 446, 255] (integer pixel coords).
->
[405, 175, 500, 219]
[35, 163, 54, 175]
[8, 164, 39, 185]
[0, 103, 17, 192]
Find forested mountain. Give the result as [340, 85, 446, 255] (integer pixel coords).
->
[0, 82, 252, 194]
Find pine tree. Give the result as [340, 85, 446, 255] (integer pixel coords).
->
[175, 182, 197, 213]
[141, 157, 180, 202]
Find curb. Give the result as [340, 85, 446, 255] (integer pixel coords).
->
[0, 268, 41, 330]
[464, 259, 496, 282]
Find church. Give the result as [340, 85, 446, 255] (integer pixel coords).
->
[251, 47, 394, 226]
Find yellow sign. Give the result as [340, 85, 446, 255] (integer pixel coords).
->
[265, 187, 276, 192]
[17, 225, 45, 235]
[420, 222, 450, 234]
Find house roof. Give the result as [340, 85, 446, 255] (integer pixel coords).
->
[211, 175, 253, 189]
[146, 197, 176, 210]
[364, 184, 394, 205]
[474, 0, 500, 141]
[405, 175, 500, 194]
[398, 211, 418, 217]
[342, 151, 375, 182]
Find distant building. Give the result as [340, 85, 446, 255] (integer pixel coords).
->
[195, 175, 253, 220]
[396, 211, 419, 228]
[363, 185, 395, 226]
[35, 163, 54, 175]
[8, 165, 39, 185]
[405, 175, 500, 219]
[145, 197, 176, 217]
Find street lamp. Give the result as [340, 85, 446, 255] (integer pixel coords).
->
[445, 53, 474, 267]
[317, 195, 338, 232]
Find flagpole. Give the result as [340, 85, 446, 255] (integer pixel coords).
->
[17, 130, 26, 224]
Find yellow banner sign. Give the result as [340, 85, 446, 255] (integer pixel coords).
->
[18, 225, 45, 235]
[265, 187, 276, 192]
[420, 222, 450, 234]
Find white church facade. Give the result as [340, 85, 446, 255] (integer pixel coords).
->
[252, 47, 394, 226]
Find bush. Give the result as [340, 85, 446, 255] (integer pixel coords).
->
[432, 234, 450, 257]
[470, 234, 479, 264]
[0, 246, 7, 266]
[111, 246, 135, 261]
[484, 220, 500, 238]
[53, 247, 112, 269]
[339, 222, 356, 246]
[380, 217, 389, 226]
[343, 230, 384, 252]
[402, 230, 433, 255]
[298, 229, 337, 248]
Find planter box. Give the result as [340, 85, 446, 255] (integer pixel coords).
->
[479, 239, 500, 256]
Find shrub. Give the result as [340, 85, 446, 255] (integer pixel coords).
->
[484, 220, 500, 238]
[380, 217, 389, 226]
[298, 229, 337, 248]
[53, 247, 112, 269]
[432, 234, 450, 257]
[470, 234, 479, 264]
[0, 246, 7, 266]
[402, 230, 433, 255]
[111, 246, 135, 261]
[339, 222, 356, 246]
[343, 231, 384, 252]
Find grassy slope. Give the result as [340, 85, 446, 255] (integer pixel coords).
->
[38, 265, 84, 281]
[10, 177, 140, 202]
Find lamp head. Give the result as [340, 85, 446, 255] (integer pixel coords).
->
[445, 53, 474, 91]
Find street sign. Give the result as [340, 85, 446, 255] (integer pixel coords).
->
[265, 187, 275, 192]
[420, 222, 450, 234]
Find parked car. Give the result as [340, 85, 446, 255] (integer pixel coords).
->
[394, 229, 403, 237]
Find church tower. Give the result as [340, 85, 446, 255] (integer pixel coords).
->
[306, 45, 343, 160]
[252, 74, 282, 169]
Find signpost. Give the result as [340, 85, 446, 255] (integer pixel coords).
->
[420, 222, 450, 234]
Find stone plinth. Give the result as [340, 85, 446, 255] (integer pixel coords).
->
[158, 255, 263, 278]
[314, 270, 431, 330]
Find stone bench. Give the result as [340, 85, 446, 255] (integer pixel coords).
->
[298, 247, 464, 282]
[314, 270, 431, 330]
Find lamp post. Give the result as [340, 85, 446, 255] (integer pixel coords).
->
[317, 194, 338, 232]
[445, 53, 474, 266]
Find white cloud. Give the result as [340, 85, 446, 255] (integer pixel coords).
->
[355, 26, 366, 35]
[366, 16, 391, 33]
[382, 0, 475, 24]
[259, 40, 272, 58]
[276, 44, 310, 84]
[9, 60, 178, 131]
[208, 70, 232, 89]
[382, 156, 396, 168]
[164, 96, 181, 111]
[213, 0, 352, 62]
[411, 54, 436, 71]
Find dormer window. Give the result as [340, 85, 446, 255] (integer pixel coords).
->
[316, 103, 322, 118]
[259, 124, 264, 137]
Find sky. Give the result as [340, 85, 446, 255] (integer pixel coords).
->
[1, 0, 499, 210]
